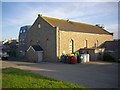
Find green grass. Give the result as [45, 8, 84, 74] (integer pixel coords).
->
[2, 68, 83, 88]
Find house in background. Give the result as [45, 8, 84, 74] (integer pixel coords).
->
[100, 39, 120, 61]
[2, 39, 19, 57]
[24, 14, 113, 62]
[18, 25, 31, 58]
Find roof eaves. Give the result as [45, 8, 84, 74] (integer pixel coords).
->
[101, 28, 112, 35]
[61, 30, 110, 35]
[27, 46, 35, 52]
[32, 45, 43, 51]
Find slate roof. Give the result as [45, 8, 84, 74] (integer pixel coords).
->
[41, 15, 112, 35]
[31, 45, 43, 51]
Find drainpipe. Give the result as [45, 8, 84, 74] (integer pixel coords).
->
[55, 26, 60, 61]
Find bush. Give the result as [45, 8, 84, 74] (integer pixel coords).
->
[103, 54, 115, 62]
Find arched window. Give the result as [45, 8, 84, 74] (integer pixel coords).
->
[84, 39, 88, 48]
[95, 40, 99, 47]
[46, 38, 49, 48]
[96, 40, 99, 47]
[69, 39, 74, 53]
[38, 24, 41, 28]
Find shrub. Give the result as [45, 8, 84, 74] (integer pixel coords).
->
[103, 54, 115, 62]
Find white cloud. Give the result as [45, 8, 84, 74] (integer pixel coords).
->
[2, 2, 118, 40]
[3, 2, 117, 26]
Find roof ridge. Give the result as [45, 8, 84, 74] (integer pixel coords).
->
[41, 15, 96, 27]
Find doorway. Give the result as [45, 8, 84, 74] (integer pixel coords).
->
[38, 52, 43, 62]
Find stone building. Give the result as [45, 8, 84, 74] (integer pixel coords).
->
[100, 39, 120, 61]
[25, 14, 113, 62]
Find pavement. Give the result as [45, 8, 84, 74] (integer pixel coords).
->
[1, 60, 118, 88]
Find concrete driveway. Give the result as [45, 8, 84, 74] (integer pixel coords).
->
[1, 60, 118, 88]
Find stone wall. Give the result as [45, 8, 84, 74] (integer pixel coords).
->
[26, 16, 57, 62]
[58, 30, 113, 59]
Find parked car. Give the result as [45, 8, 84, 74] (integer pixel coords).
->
[0, 51, 9, 60]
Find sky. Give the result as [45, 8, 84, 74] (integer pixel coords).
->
[1, 1, 119, 41]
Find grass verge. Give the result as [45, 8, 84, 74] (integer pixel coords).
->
[2, 67, 83, 88]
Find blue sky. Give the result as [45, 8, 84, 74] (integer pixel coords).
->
[2, 2, 118, 40]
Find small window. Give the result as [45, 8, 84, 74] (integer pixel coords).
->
[20, 30, 23, 33]
[38, 24, 41, 28]
[23, 29, 26, 32]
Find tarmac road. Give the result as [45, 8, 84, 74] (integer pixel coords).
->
[1, 60, 118, 88]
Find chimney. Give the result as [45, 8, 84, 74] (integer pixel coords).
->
[95, 24, 105, 29]
[55, 26, 59, 30]
[110, 33, 114, 36]
[67, 19, 70, 22]
[38, 14, 42, 17]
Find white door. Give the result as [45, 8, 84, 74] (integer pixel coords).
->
[38, 52, 42, 62]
